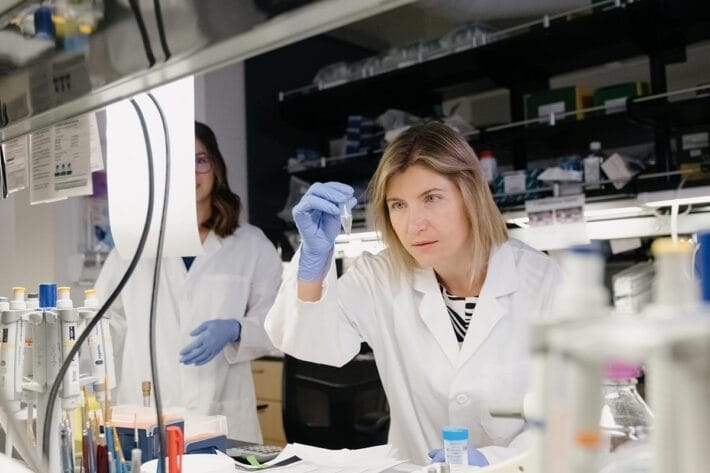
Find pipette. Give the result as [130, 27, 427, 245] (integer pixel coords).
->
[339, 202, 352, 235]
[59, 416, 74, 473]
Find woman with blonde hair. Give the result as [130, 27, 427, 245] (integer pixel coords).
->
[265, 122, 561, 465]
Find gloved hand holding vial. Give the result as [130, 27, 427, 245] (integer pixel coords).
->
[292, 182, 357, 280]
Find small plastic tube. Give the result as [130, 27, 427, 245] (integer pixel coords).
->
[339, 202, 352, 235]
[141, 381, 151, 408]
[131, 448, 142, 473]
[442, 426, 468, 466]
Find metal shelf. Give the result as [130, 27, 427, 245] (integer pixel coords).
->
[0, 0, 415, 142]
[278, 0, 710, 130]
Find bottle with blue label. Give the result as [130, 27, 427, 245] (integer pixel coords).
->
[442, 426, 468, 466]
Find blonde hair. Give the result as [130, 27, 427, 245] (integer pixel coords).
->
[368, 122, 508, 280]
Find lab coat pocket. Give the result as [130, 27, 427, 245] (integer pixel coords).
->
[479, 364, 527, 445]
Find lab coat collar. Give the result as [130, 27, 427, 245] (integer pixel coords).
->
[457, 240, 519, 368]
[411, 240, 518, 297]
[414, 270, 460, 367]
[480, 241, 519, 297]
[186, 230, 222, 279]
[411, 241, 519, 368]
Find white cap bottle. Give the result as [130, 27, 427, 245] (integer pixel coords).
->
[478, 150, 498, 184]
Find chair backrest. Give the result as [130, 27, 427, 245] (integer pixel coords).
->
[281, 346, 389, 449]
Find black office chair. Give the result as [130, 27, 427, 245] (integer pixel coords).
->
[281, 345, 390, 449]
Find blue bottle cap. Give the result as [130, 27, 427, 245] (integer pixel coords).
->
[570, 241, 602, 254]
[34, 6, 55, 40]
[39, 283, 57, 308]
[699, 231, 710, 304]
[442, 426, 468, 441]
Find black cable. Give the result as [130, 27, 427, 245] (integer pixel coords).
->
[153, 0, 172, 60]
[1, 145, 8, 198]
[146, 92, 171, 473]
[128, 0, 157, 67]
[42, 98, 156, 459]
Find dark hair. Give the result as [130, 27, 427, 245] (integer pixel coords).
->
[195, 121, 241, 237]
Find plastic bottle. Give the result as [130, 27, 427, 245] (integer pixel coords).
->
[600, 362, 653, 452]
[584, 141, 604, 189]
[478, 150, 498, 184]
[442, 426, 468, 466]
[542, 245, 609, 473]
[701, 231, 710, 304]
[600, 235, 708, 473]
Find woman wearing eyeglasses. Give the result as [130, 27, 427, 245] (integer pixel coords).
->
[95, 122, 283, 443]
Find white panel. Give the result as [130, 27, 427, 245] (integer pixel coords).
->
[106, 77, 202, 259]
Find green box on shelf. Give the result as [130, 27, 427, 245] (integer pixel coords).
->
[592, 81, 649, 115]
[524, 86, 592, 123]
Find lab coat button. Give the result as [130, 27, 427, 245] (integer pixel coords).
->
[455, 394, 469, 405]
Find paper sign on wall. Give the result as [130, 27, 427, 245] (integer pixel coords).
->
[1, 135, 29, 194]
[29, 115, 93, 204]
[518, 194, 590, 250]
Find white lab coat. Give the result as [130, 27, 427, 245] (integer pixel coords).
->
[265, 238, 561, 465]
[96, 224, 283, 442]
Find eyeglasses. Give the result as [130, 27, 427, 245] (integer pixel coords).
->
[195, 153, 213, 174]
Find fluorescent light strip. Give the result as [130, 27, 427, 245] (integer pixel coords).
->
[334, 230, 380, 243]
[584, 206, 643, 218]
[642, 196, 710, 208]
[639, 186, 710, 208]
[506, 206, 645, 227]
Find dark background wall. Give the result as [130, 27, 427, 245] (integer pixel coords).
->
[245, 35, 372, 258]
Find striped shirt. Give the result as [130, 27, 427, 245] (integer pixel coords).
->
[441, 285, 478, 343]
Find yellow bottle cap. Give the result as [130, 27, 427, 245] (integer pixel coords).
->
[12, 287, 26, 294]
[84, 289, 97, 297]
[651, 238, 694, 255]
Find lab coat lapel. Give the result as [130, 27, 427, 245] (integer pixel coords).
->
[162, 258, 187, 325]
[186, 231, 221, 281]
[457, 242, 519, 368]
[413, 267, 459, 367]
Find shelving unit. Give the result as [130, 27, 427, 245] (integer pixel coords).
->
[246, 0, 710, 244]
[278, 0, 710, 132]
[628, 92, 710, 129]
[285, 92, 710, 203]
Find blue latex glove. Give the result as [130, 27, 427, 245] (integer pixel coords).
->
[292, 182, 356, 280]
[179, 319, 241, 366]
[428, 448, 489, 467]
